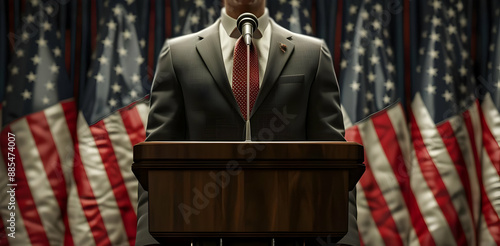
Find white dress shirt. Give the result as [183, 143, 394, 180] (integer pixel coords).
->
[219, 8, 271, 86]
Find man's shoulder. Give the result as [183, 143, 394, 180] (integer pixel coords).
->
[270, 20, 325, 48]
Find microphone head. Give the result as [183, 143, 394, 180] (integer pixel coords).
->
[237, 13, 258, 35]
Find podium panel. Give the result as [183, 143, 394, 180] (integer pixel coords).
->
[133, 141, 364, 244]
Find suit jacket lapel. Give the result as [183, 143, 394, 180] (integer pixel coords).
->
[252, 20, 295, 117]
[196, 21, 243, 119]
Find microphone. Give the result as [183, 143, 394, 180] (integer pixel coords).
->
[237, 13, 258, 46]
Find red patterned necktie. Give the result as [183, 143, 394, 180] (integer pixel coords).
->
[232, 37, 259, 120]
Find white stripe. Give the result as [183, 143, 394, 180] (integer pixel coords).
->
[450, 103, 481, 231]
[478, 214, 496, 245]
[136, 100, 150, 129]
[412, 94, 475, 244]
[482, 93, 500, 144]
[469, 101, 483, 159]
[77, 113, 128, 246]
[66, 172, 96, 246]
[356, 184, 385, 246]
[44, 103, 75, 188]
[11, 119, 65, 246]
[103, 110, 138, 213]
[481, 147, 500, 220]
[358, 116, 412, 245]
[0, 148, 32, 246]
[386, 103, 421, 246]
[342, 105, 353, 129]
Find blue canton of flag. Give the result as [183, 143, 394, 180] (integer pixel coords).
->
[3, 1, 72, 126]
[484, 2, 500, 108]
[340, 0, 398, 123]
[171, 0, 220, 37]
[268, 0, 313, 35]
[81, 0, 148, 125]
[414, 0, 475, 123]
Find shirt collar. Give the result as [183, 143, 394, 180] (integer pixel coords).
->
[221, 7, 269, 39]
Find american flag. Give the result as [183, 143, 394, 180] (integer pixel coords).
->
[171, 0, 221, 37]
[73, 0, 149, 245]
[338, 0, 436, 245]
[411, 0, 480, 245]
[0, 0, 76, 245]
[267, 0, 313, 35]
[477, 0, 500, 244]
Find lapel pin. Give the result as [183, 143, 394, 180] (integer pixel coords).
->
[279, 43, 287, 53]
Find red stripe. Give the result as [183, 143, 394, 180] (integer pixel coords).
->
[89, 120, 137, 246]
[26, 110, 74, 246]
[345, 126, 404, 246]
[1, 127, 51, 245]
[165, 0, 171, 38]
[462, 106, 481, 246]
[478, 107, 500, 243]
[148, 0, 156, 81]
[410, 112, 467, 245]
[436, 121, 474, 223]
[73, 0, 83, 100]
[60, 101, 78, 246]
[120, 106, 146, 146]
[371, 108, 436, 246]
[333, 0, 343, 75]
[73, 145, 112, 246]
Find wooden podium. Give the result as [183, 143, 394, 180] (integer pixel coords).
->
[133, 141, 364, 245]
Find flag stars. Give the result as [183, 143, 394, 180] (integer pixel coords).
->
[369, 54, 380, 65]
[126, 0, 135, 5]
[459, 66, 467, 76]
[367, 73, 376, 83]
[21, 89, 32, 100]
[353, 64, 363, 73]
[360, 10, 369, 20]
[427, 67, 438, 77]
[37, 37, 48, 47]
[109, 98, 118, 107]
[366, 91, 374, 101]
[442, 90, 453, 102]
[374, 37, 383, 48]
[127, 13, 137, 23]
[107, 20, 117, 30]
[46, 81, 55, 90]
[112, 82, 122, 93]
[98, 55, 108, 65]
[383, 95, 391, 104]
[431, 17, 441, 26]
[26, 72, 36, 82]
[42, 21, 51, 31]
[289, 0, 300, 7]
[349, 5, 358, 15]
[431, 0, 442, 10]
[95, 73, 104, 83]
[429, 32, 440, 42]
[123, 30, 131, 40]
[447, 25, 457, 35]
[140, 39, 146, 48]
[275, 11, 284, 21]
[103, 38, 113, 47]
[112, 5, 122, 16]
[456, 1, 464, 11]
[11, 66, 19, 75]
[385, 79, 395, 91]
[16, 49, 24, 57]
[26, 14, 35, 23]
[6, 85, 13, 93]
[372, 20, 381, 30]
[179, 9, 186, 17]
[130, 89, 138, 98]
[118, 47, 128, 56]
[445, 58, 453, 67]
[345, 23, 354, 32]
[303, 24, 313, 34]
[42, 96, 50, 105]
[426, 84, 437, 94]
[387, 63, 395, 73]
[350, 81, 361, 92]
[428, 50, 439, 59]
[343, 41, 351, 51]
[446, 42, 454, 51]
[50, 64, 59, 74]
[359, 29, 368, 38]
[358, 46, 366, 56]
[459, 17, 467, 27]
[136, 55, 145, 65]
[190, 15, 200, 25]
[496, 80, 500, 88]
[340, 59, 347, 69]
[443, 74, 453, 84]
[114, 65, 123, 75]
[459, 84, 467, 94]
[288, 16, 298, 25]
[194, 0, 205, 7]
[374, 4, 383, 12]
[447, 9, 456, 18]
[45, 5, 54, 15]
[132, 73, 140, 83]
[53, 47, 62, 57]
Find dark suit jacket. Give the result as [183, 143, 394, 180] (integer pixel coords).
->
[136, 19, 359, 245]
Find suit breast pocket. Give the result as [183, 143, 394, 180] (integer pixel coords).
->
[277, 74, 304, 84]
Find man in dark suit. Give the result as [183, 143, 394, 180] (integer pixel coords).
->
[136, 0, 358, 245]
